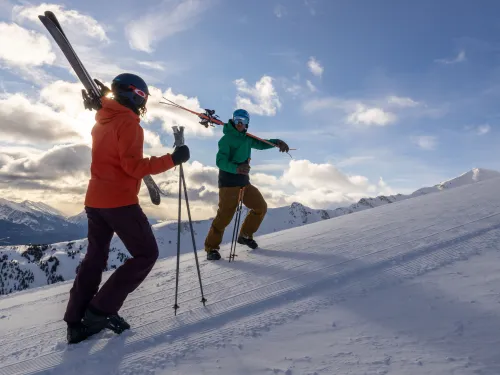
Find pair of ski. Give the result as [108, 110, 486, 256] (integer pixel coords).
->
[160, 98, 296, 158]
[38, 11, 164, 206]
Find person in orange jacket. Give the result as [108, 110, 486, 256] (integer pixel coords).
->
[64, 73, 190, 344]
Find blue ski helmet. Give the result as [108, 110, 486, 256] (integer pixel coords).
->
[111, 73, 150, 113]
[232, 109, 250, 127]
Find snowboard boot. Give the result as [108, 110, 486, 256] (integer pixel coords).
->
[206, 249, 221, 261]
[237, 235, 258, 249]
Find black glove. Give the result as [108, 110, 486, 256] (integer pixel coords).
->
[171, 145, 190, 166]
[236, 163, 250, 175]
[275, 139, 289, 153]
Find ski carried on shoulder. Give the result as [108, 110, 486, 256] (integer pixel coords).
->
[160, 98, 296, 157]
[38, 11, 163, 205]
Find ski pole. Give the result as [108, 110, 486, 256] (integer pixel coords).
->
[180, 163, 207, 306]
[173, 161, 182, 315]
[229, 187, 245, 262]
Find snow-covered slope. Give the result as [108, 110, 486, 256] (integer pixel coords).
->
[1, 170, 500, 374]
[0, 202, 334, 295]
[412, 167, 500, 196]
[1, 167, 499, 295]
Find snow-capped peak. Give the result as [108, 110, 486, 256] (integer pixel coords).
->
[20, 200, 65, 218]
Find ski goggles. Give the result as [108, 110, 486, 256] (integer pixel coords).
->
[233, 116, 249, 127]
[129, 85, 148, 99]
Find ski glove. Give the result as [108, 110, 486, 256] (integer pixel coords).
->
[236, 163, 250, 175]
[275, 139, 289, 153]
[171, 145, 190, 166]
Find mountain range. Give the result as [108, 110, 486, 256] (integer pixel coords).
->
[1, 167, 499, 295]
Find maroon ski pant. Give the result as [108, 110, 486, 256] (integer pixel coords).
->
[64, 204, 159, 324]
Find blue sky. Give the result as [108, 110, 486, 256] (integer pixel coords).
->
[1, 0, 500, 219]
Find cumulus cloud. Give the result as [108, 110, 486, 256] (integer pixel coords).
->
[412, 136, 437, 150]
[304, 97, 397, 127]
[347, 104, 397, 126]
[0, 144, 91, 180]
[307, 56, 324, 77]
[0, 146, 396, 219]
[146, 87, 215, 137]
[0, 23, 56, 67]
[279, 160, 394, 208]
[234, 75, 282, 116]
[126, 0, 212, 53]
[13, 3, 109, 43]
[0, 93, 82, 143]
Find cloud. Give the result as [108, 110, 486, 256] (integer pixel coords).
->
[0, 93, 82, 143]
[306, 80, 317, 92]
[285, 83, 302, 96]
[435, 50, 466, 64]
[234, 75, 282, 116]
[412, 136, 437, 150]
[146, 86, 215, 137]
[274, 4, 287, 18]
[0, 149, 396, 218]
[347, 104, 397, 126]
[13, 3, 109, 43]
[304, 96, 398, 127]
[143, 130, 164, 149]
[11, 3, 135, 83]
[0, 23, 55, 67]
[476, 124, 491, 135]
[307, 56, 324, 77]
[279, 159, 394, 209]
[138, 61, 166, 71]
[0, 144, 92, 214]
[0, 144, 91, 180]
[126, 0, 212, 53]
[387, 95, 419, 108]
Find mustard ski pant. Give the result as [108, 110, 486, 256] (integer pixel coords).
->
[204, 185, 267, 251]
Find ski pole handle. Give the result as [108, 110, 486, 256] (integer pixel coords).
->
[172, 126, 185, 147]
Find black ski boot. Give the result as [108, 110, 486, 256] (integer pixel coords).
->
[82, 308, 130, 336]
[67, 322, 92, 344]
[237, 235, 258, 249]
[206, 249, 221, 260]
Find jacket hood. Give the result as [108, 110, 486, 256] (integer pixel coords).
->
[96, 97, 140, 125]
[223, 119, 247, 137]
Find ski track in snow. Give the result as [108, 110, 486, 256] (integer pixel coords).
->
[1, 178, 500, 374]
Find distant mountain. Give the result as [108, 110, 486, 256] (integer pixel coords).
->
[1, 167, 499, 295]
[0, 199, 87, 246]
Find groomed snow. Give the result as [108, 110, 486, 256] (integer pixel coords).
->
[1, 175, 500, 374]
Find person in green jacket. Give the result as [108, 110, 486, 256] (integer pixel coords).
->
[204, 109, 289, 260]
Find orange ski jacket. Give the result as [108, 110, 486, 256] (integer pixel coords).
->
[85, 97, 174, 208]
